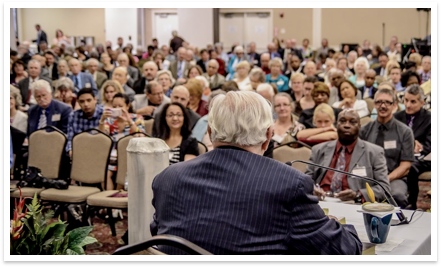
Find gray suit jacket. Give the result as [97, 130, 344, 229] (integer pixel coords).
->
[122, 84, 136, 103]
[127, 65, 139, 82]
[169, 60, 190, 80]
[305, 138, 390, 202]
[95, 71, 108, 90]
[203, 73, 226, 90]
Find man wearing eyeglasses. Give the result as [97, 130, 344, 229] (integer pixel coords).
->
[132, 81, 170, 120]
[359, 88, 415, 208]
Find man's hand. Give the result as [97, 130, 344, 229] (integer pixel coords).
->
[313, 187, 326, 200]
[136, 106, 156, 116]
[334, 189, 356, 201]
[414, 140, 423, 154]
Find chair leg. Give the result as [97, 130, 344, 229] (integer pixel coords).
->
[107, 207, 116, 236]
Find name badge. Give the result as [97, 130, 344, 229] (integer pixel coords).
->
[384, 140, 397, 150]
[277, 80, 284, 86]
[352, 166, 367, 177]
[52, 114, 61, 122]
[253, 59, 258, 65]
[85, 83, 91, 88]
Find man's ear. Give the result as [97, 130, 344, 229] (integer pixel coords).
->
[262, 126, 273, 152]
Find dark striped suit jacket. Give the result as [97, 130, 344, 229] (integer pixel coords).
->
[151, 146, 362, 255]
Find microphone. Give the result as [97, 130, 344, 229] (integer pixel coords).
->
[286, 160, 409, 225]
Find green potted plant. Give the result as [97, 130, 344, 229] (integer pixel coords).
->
[10, 188, 97, 255]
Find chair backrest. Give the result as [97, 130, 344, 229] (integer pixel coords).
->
[360, 116, 373, 126]
[144, 119, 154, 136]
[364, 98, 374, 114]
[71, 129, 113, 184]
[273, 145, 312, 173]
[28, 126, 67, 179]
[197, 141, 208, 155]
[115, 132, 149, 186]
[113, 235, 212, 255]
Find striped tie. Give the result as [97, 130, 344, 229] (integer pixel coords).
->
[331, 146, 346, 194]
[38, 109, 47, 129]
[408, 116, 415, 129]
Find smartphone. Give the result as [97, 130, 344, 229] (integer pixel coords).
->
[110, 108, 122, 117]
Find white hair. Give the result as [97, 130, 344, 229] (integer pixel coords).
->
[234, 45, 244, 54]
[117, 53, 129, 61]
[28, 59, 41, 69]
[155, 69, 176, 87]
[31, 80, 52, 95]
[269, 58, 283, 69]
[195, 75, 209, 88]
[209, 91, 272, 146]
[86, 58, 99, 67]
[56, 77, 74, 90]
[256, 83, 275, 98]
[354, 57, 370, 71]
[208, 59, 219, 69]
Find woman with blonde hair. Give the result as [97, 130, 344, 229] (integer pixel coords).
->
[233, 61, 251, 90]
[385, 60, 400, 79]
[272, 92, 304, 146]
[156, 70, 175, 97]
[296, 103, 337, 144]
[100, 80, 124, 109]
[186, 78, 208, 116]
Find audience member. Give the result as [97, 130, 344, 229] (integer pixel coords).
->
[151, 90, 362, 255]
[362, 39, 372, 57]
[169, 30, 185, 54]
[388, 66, 404, 92]
[186, 78, 208, 117]
[259, 52, 271, 74]
[272, 93, 304, 146]
[186, 65, 204, 80]
[315, 38, 329, 62]
[100, 80, 124, 109]
[156, 70, 175, 97]
[227, 46, 246, 80]
[169, 47, 190, 81]
[347, 51, 357, 74]
[153, 51, 170, 71]
[303, 61, 324, 82]
[333, 79, 369, 118]
[132, 81, 170, 119]
[296, 103, 337, 144]
[203, 59, 225, 91]
[359, 88, 414, 208]
[307, 109, 390, 202]
[44, 51, 58, 80]
[247, 42, 260, 67]
[418, 56, 430, 83]
[214, 42, 229, 65]
[299, 38, 313, 60]
[284, 54, 302, 78]
[68, 58, 97, 95]
[299, 76, 316, 111]
[196, 49, 210, 73]
[54, 77, 80, 110]
[10, 88, 28, 134]
[53, 29, 71, 46]
[27, 80, 71, 136]
[370, 81, 404, 120]
[100, 53, 115, 79]
[18, 59, 53, 109]
[133, 61, 158, 95]
[359, 69, 377, 99]
[265, 58, 289, 92]
[348, 57, 369, 88]
[117, 53, 139, 83]
[86, 58, 108, 90]
[288, 73, 304, 104]
[10, 60, 27, 87]
[233, 61, 251, 91]
[111, 66, 135, 102]
[99, 92, 145, 190]
[248, 68, 266, 91]
[158, 102, 199, 165]
[32, 55, 50, 78]
[374, 53, 389, 77]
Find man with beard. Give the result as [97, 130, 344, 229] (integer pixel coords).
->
[307, 109, 390, 203]
[359, 89, 414, 208]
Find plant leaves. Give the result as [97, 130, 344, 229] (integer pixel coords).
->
[44, 209, 55, 221]
[366, 182, 376, 203]
[31, 192, 38, 206]
[66, 248, 79, 255]
[77, 236, 97, 248]
[69, 245, 84, 255]
[40, 223, 67, 244]
[67, 226, 94, 247]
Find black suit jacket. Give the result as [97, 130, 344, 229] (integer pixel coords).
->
[248, 52, 260, 66]
[133, 77, 147, 95]
[27, 99, 72, 136]
[196, 59, 208, 73]
[358, 85, 377, 99]
[49, 63, 59, 80]
[373, 66, 383, 76]
[394, 109, 431, 156]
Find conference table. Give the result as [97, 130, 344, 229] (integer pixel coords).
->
[319, 200, 431, 255]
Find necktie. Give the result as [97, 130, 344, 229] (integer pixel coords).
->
[177, 61, 183, 78]
[38, 109, 47, 129]
[363, 87, 370, 99]
[380, 68, 385, 77]
[74, 76, 79, 89]
[408, 116, 415, 129]
[375, 124, 385, 148]
[331, 146, 346, 194]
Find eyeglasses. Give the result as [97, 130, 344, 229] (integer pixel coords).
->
[374, 100, 394, 107]
[166, 113, 183, 119]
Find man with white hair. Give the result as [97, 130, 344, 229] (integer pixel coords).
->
[152, 85, 201, 137]
[202, 59, 225, 90]
[112, 67, 135, 102]
[133, 61, 158, 95]
[32, 54, 50, 78]
[68, 58, 97, 95]
[27, 80, 72, 136]
[169, 47, 190, 80]
[86, 58, 108, 89]
[151, 91, 362, 255]
[116, 52, 140, 82]
[185, 49, 196, 65]
[18, 59, 53, 108]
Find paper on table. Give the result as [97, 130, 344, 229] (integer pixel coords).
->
[358, 233, 404, 252]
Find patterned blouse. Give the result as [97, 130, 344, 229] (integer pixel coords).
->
[105, 113, 145, 171]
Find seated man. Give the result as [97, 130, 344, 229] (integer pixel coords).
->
[202, 59, 225, 91]
[358, 69, 377, 99]
[133, 61, 158, 95]
[18, 59, 53, 109]
[394, 85, 431, 209]
[132, 81, 170, 120]
[27, 80, 72, 136]
[66, 88, 104, 158]
[151, 91, 362, 255]
[112, 66, 135, 102]
[151, 85, 200, 137]
[86, 58, 108, 90]
[306, 109, 390, 203]
[359, 89, 414, 208]
[68, 58, 98, 96]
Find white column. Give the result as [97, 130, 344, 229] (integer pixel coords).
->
[178, 8, 213, 48]
[312, 8, 322, 50]
[126, 137, 169, 244]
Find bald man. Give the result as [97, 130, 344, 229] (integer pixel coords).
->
[169, 47, 190, 79]
[111, 66, 136, 102]
[358, 69, 377, 99]
[133, 61, 158, 94]
[68, 58, 97, 95]
[152, 85, 201, 137]
[116, 52, 140, 81]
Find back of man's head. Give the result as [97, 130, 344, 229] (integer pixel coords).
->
[208, 91, 273, 147]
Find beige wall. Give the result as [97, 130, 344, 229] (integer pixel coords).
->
[18, 8, 106, 45]
[144, 8, 177, 47]
[272, 8, 313, 45]
[322, 8, 431, 49]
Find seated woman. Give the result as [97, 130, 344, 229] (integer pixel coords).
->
[348, 57, 369, 88]
[226, 46, 246, 80]
[288, 73, 305, 115]
[100, 80, 124, 109]
[158, 102, 199, 165]
[266, 58, 289, 92]
[233, 61, 251, 90]
[100, 53, 115, 79]
[156, 70, 175, 97]
[10, 60, 27, 87]
[186, 78, 208, 117]
[272, 92, 304, 146]
[333, 79, 369, 118]
[298, 82, 343, 129]
[296, 103, 337, 146]
[370, 81, 405, 120]
[99, 93, 145, 190]
[54, 77, 80, 110]
[10, 87, 27, 134]
[299, 76, 316, 110]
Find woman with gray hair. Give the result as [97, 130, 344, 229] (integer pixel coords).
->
[54, 77, 80, 110]
[226, 45, 246, 81]
[265, 58, 289, 92]
[156, 70, 175, 97]
[10, 86, 28, 133]
[348, 57, 370, 88]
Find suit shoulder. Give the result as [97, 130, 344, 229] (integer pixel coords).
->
[360, 139, 383, 153]
[53, 100, 72, 110]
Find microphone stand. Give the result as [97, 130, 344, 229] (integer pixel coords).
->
[286, 160, 409, 225]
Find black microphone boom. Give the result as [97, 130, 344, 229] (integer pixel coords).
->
[286, 159, 409, 225]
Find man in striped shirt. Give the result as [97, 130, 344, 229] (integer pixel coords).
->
[66, 88, 104, 158]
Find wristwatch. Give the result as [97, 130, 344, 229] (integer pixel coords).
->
[355, 191, 362, 204]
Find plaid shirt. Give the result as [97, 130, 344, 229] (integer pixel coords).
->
[66, 105, 104, 152]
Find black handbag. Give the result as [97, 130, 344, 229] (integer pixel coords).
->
[18, 166, 69, 190]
